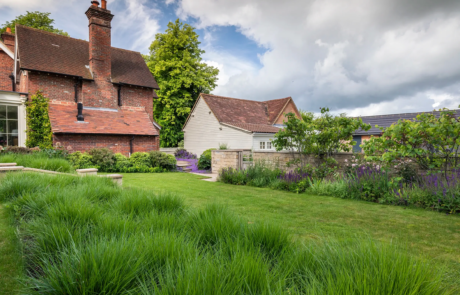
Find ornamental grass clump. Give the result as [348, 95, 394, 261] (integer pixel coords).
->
[0, 152, 74, 173]
[0, 172, 453, 294]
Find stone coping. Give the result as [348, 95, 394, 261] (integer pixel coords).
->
[76, 168, 99, 173]
[252, 151, 353, 155]
[0, 163, 17, 167]
[0, 166, 24, 172]
[213, 149, 252, 152]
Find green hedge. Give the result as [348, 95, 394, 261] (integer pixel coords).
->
[67, 148, 176, 173]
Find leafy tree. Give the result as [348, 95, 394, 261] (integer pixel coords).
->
[145, 19, 219, 147]
[362, 108, 460, 178]
[26, 91, 53, 149]
[272, 108, 370, 176]
[0, 11, 68, 38]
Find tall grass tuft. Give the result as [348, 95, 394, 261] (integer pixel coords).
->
[1, 172, 453, 294]
[0, 153, 74, 172]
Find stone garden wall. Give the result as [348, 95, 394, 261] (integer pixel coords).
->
[212, 150, 354, 173]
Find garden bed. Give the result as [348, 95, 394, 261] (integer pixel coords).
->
[0, 172, 451, 294]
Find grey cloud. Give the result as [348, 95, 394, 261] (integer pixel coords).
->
[177, 0, 460, 114]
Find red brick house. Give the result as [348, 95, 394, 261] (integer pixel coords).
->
[1, 0, 160, 155]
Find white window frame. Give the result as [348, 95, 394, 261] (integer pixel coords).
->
[266, 141, 272, 149]
[260, 141, 265, 150]
[0, 92, 27, 147]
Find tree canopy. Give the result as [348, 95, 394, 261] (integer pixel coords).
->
[0, 11, 68, 37]
[145, 19, 219, 147]
[272, 108, 370, 177]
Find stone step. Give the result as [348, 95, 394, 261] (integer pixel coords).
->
[182, 167, 192, 172]
[176, 161, 192, 167]
[0, 163, 17, 167]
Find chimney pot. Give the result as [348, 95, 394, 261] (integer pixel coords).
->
[102, 0, 107, 9]
[6, 27, 11, 33]
[91, 0, 100, 6]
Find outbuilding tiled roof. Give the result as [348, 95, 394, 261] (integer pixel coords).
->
[190, 94, 296, 133]
[16, 25, 159, 89]
[355, 110, 460, 135]
[48, 104, 159, 136]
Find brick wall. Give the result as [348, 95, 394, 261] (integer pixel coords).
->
[53, 134, 159, 156]
[27, 72, 79, 102]
[0, 51, 13, 91]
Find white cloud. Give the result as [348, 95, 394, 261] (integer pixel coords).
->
[111, 0, 161, 52]
[174, 0, 460, 114]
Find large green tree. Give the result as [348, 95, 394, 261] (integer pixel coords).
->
[0, 11, 68, 37]
[145, 19, 219, 147]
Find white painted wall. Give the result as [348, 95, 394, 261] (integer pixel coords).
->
[253, 134, 276, 151]
[183, 97, 253, 156]
[0, 91, 27, 147]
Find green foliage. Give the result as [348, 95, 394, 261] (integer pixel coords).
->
[114, 153, 131, 170]
[178, 140, 184, 148]
[145, 19, 219, 147]
[218, 143, 229, 150]
[272, 108, 370, 178]
[149, 151, 177, 170]
[363, 108, 460, 177]
[26, 91, 53, 149]
[1, 172, 450, 294]
[129, 152, 151, 167]
[67, 151, 95, 169]
[197, 148, 215, 170]
[88, 148, 115, 171]
[1, 11, 68, 37]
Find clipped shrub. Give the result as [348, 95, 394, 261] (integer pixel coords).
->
[67, 151, 94, 169]
[3, 146, 32, 154]
[88, 148, 115, 171]
[114, 153, 131, 170]
[149, 151, 176, 170]
[129, 152, 151, 167]
[197, 148, 216, 170]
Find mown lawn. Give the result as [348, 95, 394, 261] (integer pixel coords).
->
[123, 173, 460, 277]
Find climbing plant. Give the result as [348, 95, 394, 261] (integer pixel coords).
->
[26, 91, 53, 149]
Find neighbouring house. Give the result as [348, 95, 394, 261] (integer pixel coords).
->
[353, 109, 460, 152]
[182, 93, 301, 156]
[0, 0, 160, 155]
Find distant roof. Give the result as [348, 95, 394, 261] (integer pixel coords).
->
[49, 103, 159, 136]
[355, 109, 460, 135]
[16, 25, 159, 89]
[186, 94, 298, 133]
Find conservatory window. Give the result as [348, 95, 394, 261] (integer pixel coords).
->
[260, 141, 265, 149]
[0, 105, 19, 146]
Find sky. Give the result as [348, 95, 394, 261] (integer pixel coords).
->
[1, 0, 460, 116]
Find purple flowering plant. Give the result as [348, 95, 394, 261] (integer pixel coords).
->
[174, 149, 197, 160]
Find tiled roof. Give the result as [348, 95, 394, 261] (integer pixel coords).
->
[48, 103, 159, 136]
[202, 94, 270, 124]
[265, 97, 291, 124]
[355, 110, 460, 135]
[16, 25, 159, 89]
[194, 94, 295, 133]
[222, 122, 281, 133]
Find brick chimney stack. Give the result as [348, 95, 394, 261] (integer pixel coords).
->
[85, 0, 115, 107]
[1, 27, 16, 52]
